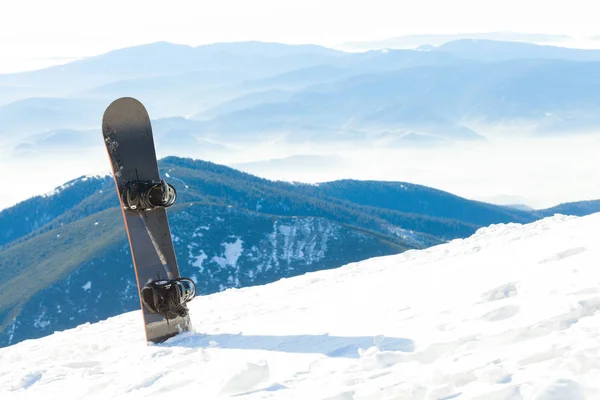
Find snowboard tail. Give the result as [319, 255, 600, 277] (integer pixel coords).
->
[102, 97, 193, 343]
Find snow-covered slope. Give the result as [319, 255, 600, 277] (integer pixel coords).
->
[3, 213, 600, 399]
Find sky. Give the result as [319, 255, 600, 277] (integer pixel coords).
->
[2, 0, 600, 72]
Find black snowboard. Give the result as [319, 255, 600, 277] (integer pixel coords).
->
[102, 97, 192, 343]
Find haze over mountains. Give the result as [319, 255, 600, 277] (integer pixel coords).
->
[3, 37, 600, 211]
[4, 39, 600, 153]
[336, 31, 600, 51]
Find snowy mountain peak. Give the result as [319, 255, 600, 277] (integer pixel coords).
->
[42, 175, 106, 198]
[2, 213, 600, 399]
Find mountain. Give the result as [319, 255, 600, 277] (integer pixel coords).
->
[9, 54, 600, 147]
[2, 212, 600, 398]
[11, 129, 102, 157]
[187, 56, 600, 141]
[0, 97, 106, 139]
[3, 156, 600, 348]
[6, 40, 600, 152]
[194, 89, 296, 119]
[312, 180, 535, 226]
[78, 70, 248, 118]
[240, 65, 358, 90]
[538, 199, 600, 217]
[1, 157, 479, 248]
[0, 175, 110, 248]
[436, 39, 600, 62]
[0, 84, 42, 107]
[503, 203, 535, 212]
[337, 32, 574, 51]
[0, 42, 343, 102]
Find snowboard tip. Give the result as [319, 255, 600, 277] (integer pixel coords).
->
[104, 96, 145, 113]
[102, 97, 150, 130]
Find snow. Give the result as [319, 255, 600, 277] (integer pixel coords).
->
[6, 319, 16, 346]
[165, 171, 190, 189]
[32, 312, 50, 329]
[191, 249, 208, 272]
[45, 181, 76, 197]
[261, 219, 333, 269]
[386, 226, 425, 247]
[42, 175, 105, 198]
[192, 226, 210, 238]
[4, 213, 600, 398]
[212, 237, 244, 270]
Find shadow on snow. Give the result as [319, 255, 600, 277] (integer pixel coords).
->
[160, 331, 415, 358]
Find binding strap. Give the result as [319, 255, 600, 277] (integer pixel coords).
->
[122, 180, 177, 211]
[141, 278, 197, 322]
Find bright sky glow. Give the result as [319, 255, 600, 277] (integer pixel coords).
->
[1, 0, 600, 72]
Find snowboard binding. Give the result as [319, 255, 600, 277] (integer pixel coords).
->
[141, 277, 197, 321]
[121, 179, 177, 211]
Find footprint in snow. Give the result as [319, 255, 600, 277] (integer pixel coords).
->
[530, 378, 585, 400]
[482, 305, 521, 322]
[321, 390, 355, 400]
[12, 371, 43, 391]
[474, 361, 512, 384]
[568, 287, 600, 296]
[538, 247, 586, 264]
[481, 282, 518, 302]
[63, 361, 101, 368]
[126, 373, 163, 392]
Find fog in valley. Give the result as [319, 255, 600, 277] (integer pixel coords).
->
[3, 132, 600, 211]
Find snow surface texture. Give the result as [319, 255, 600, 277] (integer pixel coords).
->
[3, 213, 600, 399]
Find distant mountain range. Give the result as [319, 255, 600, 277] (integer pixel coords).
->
[3, 39, 600, 158]
[336, 32, 576, 51]
[1, 157, 600, 348]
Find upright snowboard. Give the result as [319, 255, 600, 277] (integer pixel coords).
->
[102, 97, 193, 343]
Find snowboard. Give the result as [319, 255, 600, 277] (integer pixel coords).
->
[102, 97, 192, 343]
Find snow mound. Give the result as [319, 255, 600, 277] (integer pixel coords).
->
[220, 360, 270, 395]
[3, 213, 600, 399]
